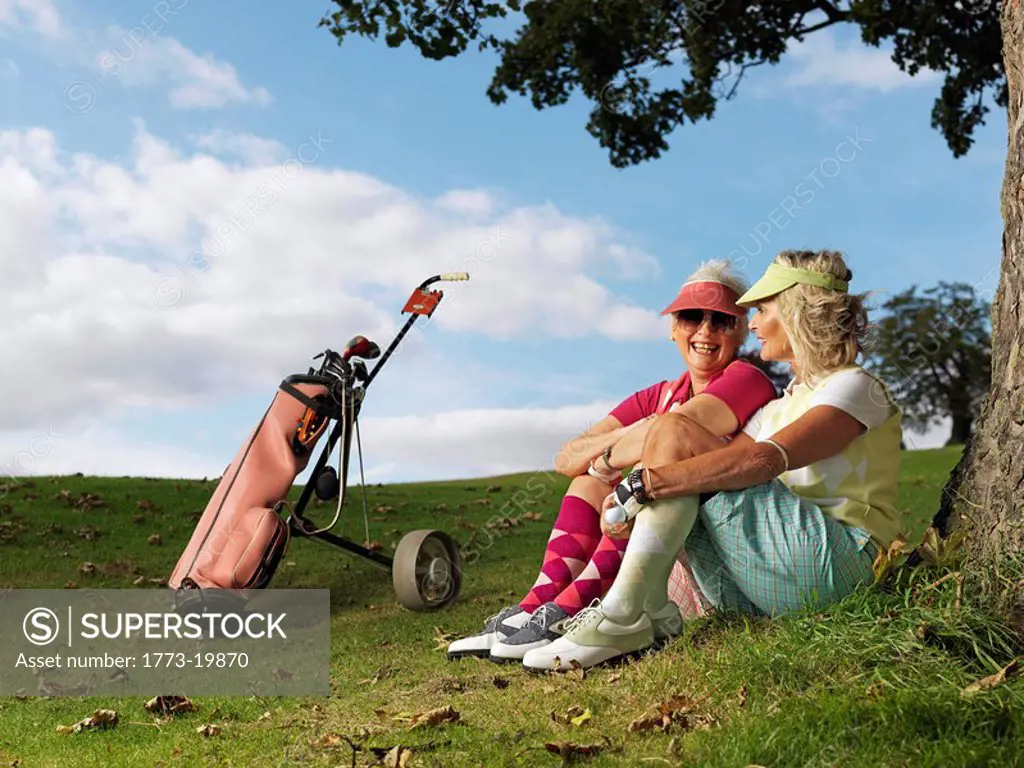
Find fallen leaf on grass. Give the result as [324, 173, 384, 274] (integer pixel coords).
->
[961, 658, 1020, 698]
[551, 706, 592, 727]
[433, 626, 456, 650]
[492, 676, 510, 690]
[196, 723, 221, 737]
[310, 733, 345, 749]
[383, 745, 414, 767]
[147, 534, 163, 546]
[389, 706, 460, 729]
[56, 709, 119, 735]
[78, 562, 96, 576]
[543, 738, 609, 763]
[628, 694, 710, 733]
[568, 659, 587, 681]
[73, 493, 105, 511]
[75, 524, 101, 540]
[144, 695, 195, 715]
[368, 740, 448, 763]
[137, 499, 156, 511]
[521, 512, 544, 522]
[738, 684, 748, 708]
[871, 536, 908, 584]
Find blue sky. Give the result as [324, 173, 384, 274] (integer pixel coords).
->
[0, 0, 1006, 483]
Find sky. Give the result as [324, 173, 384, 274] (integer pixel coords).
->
[0, 0, 1008, 485]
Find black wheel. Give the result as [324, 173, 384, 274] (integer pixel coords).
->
[392, 530, 462, 611]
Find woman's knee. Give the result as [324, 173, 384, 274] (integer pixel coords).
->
[642, 413, 705, 466]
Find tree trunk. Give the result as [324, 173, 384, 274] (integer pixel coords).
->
[935, 2, 1024, 566]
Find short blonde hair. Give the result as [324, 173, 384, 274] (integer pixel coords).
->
[670, 258, 751, 345]
[770, 250, 870, 384]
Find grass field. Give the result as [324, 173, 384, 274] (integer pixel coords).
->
[1, 445, 1022, 767]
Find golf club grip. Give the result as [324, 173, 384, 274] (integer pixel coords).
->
[438, 272, 470, 281]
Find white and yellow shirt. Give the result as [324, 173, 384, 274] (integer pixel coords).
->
[742, 365, 905, 550]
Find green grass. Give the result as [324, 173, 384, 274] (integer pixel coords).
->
[1, 445, 1022, 767]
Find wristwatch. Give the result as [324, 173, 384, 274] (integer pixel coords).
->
[624, 467, 652, 504]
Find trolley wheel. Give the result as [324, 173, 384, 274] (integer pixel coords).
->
[392, 529, 462, 611]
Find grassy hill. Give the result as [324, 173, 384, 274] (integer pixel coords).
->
[1, 446, 1022, 766]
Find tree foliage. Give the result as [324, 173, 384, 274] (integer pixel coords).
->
[737, 349, 791, 394]
[318, 0, 1005, 167]
[865, 281, 992, 445]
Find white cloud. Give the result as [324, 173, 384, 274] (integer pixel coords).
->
[5, 1, 270, 111]
[0, 0, 61, 38]
[0, 123, 663, 444]
[903, 417, 951, 450]
[784, 29, 941, 93]
[0, 399, 621, 485]
[96, 32, 273, 109]
[192, 129, 289, 166]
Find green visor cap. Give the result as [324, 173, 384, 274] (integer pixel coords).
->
[736, 264, 849, 307]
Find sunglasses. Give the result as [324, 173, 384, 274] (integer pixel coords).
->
[675, 309, 739, 332]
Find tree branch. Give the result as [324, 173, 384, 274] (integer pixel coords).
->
[794, 1, 851, 36]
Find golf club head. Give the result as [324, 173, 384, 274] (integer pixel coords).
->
[342, 335, 381, 361]
[351, 360, 369, 383]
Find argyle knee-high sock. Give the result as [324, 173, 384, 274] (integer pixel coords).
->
[552, 534, 629, 615]
[519, 495, 602, 613]
[599, 495, 700, 624]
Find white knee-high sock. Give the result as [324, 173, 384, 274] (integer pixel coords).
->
[599, 495, 699, 624]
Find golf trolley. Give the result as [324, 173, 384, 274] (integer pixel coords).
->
[168, 273, 468, 613]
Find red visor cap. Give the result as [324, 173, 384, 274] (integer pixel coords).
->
[660, 280, 746, 317]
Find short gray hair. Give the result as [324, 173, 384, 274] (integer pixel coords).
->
[682, 258, 750, 298]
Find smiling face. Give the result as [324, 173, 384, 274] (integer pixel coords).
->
[672, 309, 744, 378]
[748, 298, 794, 363]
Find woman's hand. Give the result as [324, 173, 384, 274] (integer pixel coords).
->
[599, 492, 633, 539]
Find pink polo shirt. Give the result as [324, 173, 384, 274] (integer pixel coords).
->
[609, 360, 778, 436]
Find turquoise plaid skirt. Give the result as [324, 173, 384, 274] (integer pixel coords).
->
[686, 479, 877, 617]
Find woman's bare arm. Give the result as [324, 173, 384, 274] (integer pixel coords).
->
[553, 414, 633, 477]
[643, 405, 867, 499]
[605, 394, 738, 473]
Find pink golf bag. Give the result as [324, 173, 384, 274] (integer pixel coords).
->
[168, 380, 331, 591]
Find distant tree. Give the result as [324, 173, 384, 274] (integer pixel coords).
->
[865, 282, 991, 446]
[737, 349, 790, 395]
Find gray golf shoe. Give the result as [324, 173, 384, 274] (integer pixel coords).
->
[446, 605, 532, 659]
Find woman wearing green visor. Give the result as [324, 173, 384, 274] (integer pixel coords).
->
[523, 249, 904, 672]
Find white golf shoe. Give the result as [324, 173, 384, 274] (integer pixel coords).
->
[446, 605, 532, 660]
[521, 600, 682, 672]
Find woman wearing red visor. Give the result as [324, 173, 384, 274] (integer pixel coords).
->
[447, 260, 779, 662]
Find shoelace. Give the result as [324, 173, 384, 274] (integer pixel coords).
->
[562, 598, 604, 634]
[528, 605, 564, 632]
